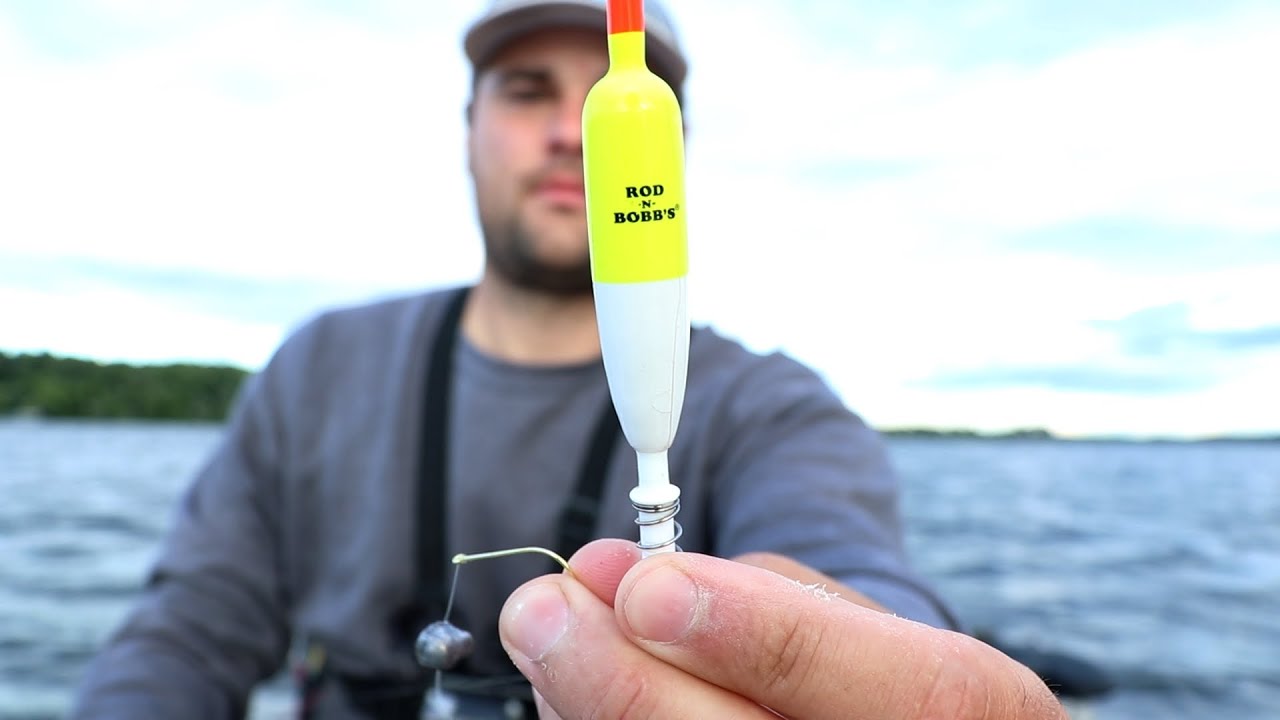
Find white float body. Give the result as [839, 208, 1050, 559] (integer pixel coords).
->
[593, 276, 689, 554]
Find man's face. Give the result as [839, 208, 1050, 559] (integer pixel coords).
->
[467, 27, 608, 296]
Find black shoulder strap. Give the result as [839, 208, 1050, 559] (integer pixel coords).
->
[368, 287, 469, 719]
[553, 397, 623, 567]
[416, 286, 470, 619]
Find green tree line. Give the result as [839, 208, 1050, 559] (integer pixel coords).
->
[0, 351, 249, 421]
[881, 427, 1056, 440]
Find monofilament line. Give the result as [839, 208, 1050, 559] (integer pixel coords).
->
[442, 564, 462, 624]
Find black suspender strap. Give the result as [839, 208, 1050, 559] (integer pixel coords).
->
[416, 286, 471, 621]
[318, 288, 471, 720]
[554, 399, 623, 567]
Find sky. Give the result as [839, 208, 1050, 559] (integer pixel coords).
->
[1, 0, 1277, 439]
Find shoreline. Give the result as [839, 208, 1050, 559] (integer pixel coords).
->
[3, 414, 1275, 445]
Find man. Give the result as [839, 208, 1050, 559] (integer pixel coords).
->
[72, 1, 1060, 718]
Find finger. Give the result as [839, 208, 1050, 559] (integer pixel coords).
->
[564, 538, 643, 607]
[732, 550, 890, 613]
[499, 573, 776, 720]
[616, 552, 1068, 720]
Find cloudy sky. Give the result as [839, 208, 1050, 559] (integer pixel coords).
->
[1, 0, 1277, 439]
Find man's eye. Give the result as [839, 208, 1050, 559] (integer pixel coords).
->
[504, 86, 550, 102]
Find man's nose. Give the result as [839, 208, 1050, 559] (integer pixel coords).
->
[549, 100, 584, 153]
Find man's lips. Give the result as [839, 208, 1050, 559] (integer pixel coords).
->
[535, 179, 585, 207]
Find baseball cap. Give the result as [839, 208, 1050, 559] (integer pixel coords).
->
[463, 0, 688, 92]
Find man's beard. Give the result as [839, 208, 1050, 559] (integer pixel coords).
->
[483, 218, 594, 296]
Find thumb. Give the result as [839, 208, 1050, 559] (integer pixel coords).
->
[532, 689, 562, 720]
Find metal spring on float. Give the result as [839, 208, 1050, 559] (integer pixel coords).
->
[632, 496, 682, 552]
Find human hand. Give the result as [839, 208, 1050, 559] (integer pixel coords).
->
[499, 539, 1068, 719]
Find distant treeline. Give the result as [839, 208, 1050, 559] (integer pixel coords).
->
[0, 351, 249, 421]
[3, 352, 1277, 441]
[881, 426, 1279, 443]
[882, 427, 1056, 440]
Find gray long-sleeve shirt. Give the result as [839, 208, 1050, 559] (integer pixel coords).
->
[72, 287, 956, 718]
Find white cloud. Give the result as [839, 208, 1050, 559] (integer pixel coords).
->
[683, 2, 1280, 236]
[0, 5, 483, 289]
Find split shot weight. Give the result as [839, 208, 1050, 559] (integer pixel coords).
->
[415, 621, 474, 671]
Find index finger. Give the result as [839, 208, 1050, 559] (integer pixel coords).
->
[614, 552, 1068, 720]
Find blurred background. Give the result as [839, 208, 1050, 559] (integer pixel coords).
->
[1, 1, 1277, 718]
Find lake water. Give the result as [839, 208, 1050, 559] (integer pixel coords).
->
[1, 420, 1277, 719]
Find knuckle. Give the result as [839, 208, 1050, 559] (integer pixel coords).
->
[585, 666, 656, 720]
[911, 636, 1071, 720]
[912, 637, 994, 720]
[751, 608, 824, 704]
[1013, 661, 1071, 719]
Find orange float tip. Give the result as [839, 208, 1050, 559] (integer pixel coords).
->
[607, 0, 645, 34]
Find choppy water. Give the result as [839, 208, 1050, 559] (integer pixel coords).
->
[1, 420, 1277, 719]
[896, 437, 1280, 719]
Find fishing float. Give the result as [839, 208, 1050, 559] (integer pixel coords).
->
[583, 0, 689, 557]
